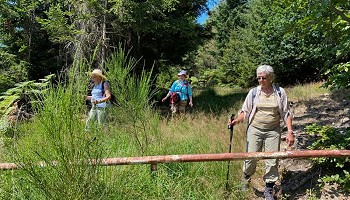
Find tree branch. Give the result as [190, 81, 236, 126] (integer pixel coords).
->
[329, 4, 350, 24]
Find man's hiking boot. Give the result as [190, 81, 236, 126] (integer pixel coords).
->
[264, 182, 275, 200]
[241, 174, 251, 191]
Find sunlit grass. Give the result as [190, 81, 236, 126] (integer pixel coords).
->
[0, 58, 333, 200]
[286, 82, 330, 102]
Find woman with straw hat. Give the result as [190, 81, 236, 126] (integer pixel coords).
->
[162, 69, 193, 115]
[85, 69, 111, 129]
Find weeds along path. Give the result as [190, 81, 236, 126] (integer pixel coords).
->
[159, 85, 350, 199]
[225, 85, 350, 200]
[276, 88, 349, 200]
[4, 82, 348, 199]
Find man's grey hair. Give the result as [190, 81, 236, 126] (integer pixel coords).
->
[257, 65, 275, 80]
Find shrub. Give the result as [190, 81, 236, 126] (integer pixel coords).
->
[306, 124, 350, 191]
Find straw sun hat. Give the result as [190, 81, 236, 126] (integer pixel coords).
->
[90, 69, 106, 80]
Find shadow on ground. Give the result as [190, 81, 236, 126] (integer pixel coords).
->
[291, 88, 350, 133]
[154, 87, 247, 118]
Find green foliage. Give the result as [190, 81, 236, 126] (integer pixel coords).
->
[0, 0, 64, 80]
[191, 38, 222, 87]
[33, 0, 209, 75]
[0, 57, 249, 199]
[2, 0, 209, 86]
[261, 0, 350, 86]
[36, 4, 80, 43]
[2, 64, 109, 199]
[36, 0, 108, 64]
[305, 124, 350, 191]
[0, 51, 29, 93]
[305, 124, 350, 150]
[198, 0, 350, 88]
[201, 1, 270, 87]
[324, 62, 350, 90]
[0, 74, 55, 137]
[0, 75, 54, 110]
[108, 0, 208, 68]
[207, 1, 247, 54]
[194, 87, 246, 115]
[155, 66, 176, 90]
[104, 47, 160, 154]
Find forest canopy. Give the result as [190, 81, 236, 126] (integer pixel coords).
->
[0, 0, 349, 91]
[0, 1, 349, 198]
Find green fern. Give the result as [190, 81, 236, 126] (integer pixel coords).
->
[0, 75, 55, 131]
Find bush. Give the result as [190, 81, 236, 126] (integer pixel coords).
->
[306, 124, 350, 191]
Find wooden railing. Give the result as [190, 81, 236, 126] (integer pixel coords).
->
[1, 150, 349, 171]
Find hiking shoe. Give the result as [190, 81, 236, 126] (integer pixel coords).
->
[241, 174, 251, 191]
[264, 185, 274, 200]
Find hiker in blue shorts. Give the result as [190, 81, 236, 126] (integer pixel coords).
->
[228, 65, 294, 200]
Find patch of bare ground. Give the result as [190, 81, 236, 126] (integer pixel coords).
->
[249, 88, 350, 200]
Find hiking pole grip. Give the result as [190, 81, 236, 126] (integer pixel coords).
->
[227, 114, 235, 130]
[227, 113, 235, 150]
[225, 113, 235, 195]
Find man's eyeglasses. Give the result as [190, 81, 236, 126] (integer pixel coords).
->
[257, 77, 267, 80]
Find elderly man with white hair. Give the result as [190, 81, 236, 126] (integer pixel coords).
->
[228, 65, 294, 200]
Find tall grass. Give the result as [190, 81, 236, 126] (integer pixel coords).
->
[104, 46, 160, 155]
[286, 82, 330, 102]
[0, 52, 332, 200]
[0, 48, 163, 199]
[0, 61, 110, 199]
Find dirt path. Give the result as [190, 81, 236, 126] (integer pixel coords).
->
[250, 89, 350, 200]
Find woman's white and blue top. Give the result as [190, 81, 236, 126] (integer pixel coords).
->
[91, 82, 108, 108]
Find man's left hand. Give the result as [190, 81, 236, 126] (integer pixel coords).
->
[286, 131, 294, 147]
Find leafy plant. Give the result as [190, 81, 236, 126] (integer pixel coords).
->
[4, 62, 109, 199]
[0, 51, 29, 93]
[324, 62, 350, 90]
[305, 124, 350, 191]
[0, 74, 55, 135]
[104, 47, 160, 155]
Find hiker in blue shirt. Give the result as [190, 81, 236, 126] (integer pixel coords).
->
[85, 69, 111, 129]
[162, 70, 193, 114]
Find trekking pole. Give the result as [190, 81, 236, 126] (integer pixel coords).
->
[225, 114, 235, 194]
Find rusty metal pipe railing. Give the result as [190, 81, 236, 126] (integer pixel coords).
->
[1, 150, 349, 171]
